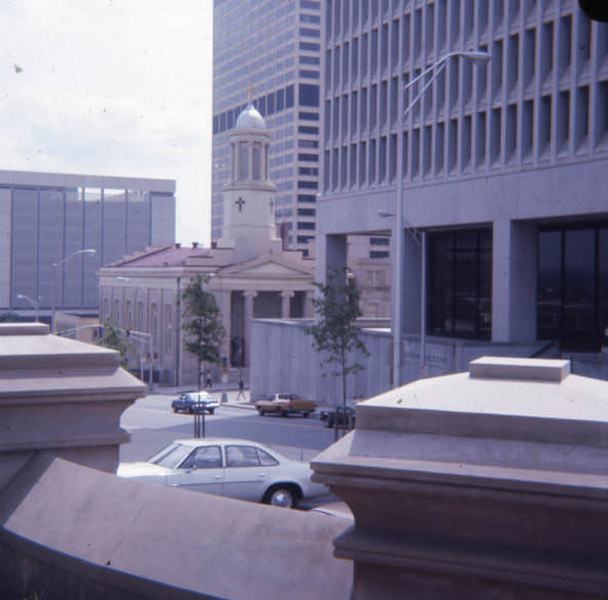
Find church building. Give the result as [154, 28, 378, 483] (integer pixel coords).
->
[99, 103, 315, 386]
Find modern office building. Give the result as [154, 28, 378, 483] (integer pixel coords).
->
[212, 0, 392, 317]
[251, 1, 608, 402]
[0, 169, 175, 321]
[212, 0, 322, 255]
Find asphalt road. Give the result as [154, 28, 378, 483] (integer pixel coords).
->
[119, 391, 338, 464]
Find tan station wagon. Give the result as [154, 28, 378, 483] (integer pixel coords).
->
[255, 393, 317, 418]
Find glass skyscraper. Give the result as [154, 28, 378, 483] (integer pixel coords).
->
[212, 0, 321, 255]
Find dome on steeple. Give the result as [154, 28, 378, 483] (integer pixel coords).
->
[235, 103, 266, 130]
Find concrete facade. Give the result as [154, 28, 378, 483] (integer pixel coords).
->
[0, 168, 175, 320]
[253, 1, 608, 399]
[250, 317, 544, 404]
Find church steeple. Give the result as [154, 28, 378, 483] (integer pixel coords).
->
[218, 96, 280, 261]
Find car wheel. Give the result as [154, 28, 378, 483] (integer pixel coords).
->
[172, 406, 178, 413]
[280, 410, 289, 418]
[302, 412, 310, 418]
[208, 408, 215, 415]
[188, 407, 193, 415]
[263, 485, 299, 509]
[258, 408, 265, 416]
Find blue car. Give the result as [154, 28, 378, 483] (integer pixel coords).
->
[171, 391, 219, 415]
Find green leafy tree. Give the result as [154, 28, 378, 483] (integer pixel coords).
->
[306, 268, 369, 438]
[98, 320, 134, 367]
[182, 276, 225, 391]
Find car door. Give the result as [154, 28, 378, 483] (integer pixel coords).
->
[222, 445, 273, 501]
[166, 444, 224, 495]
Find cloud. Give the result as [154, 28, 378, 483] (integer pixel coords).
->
[0, 0, 212, 244]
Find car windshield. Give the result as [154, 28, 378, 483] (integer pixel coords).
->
[148, 443, 193, 469]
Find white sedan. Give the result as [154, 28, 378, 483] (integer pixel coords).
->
[117, 438, 328, 508]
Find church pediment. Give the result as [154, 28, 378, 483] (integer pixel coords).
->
[219, 256, 313, 281]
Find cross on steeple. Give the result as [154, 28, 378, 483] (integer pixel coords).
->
[235, 197, 246, 212]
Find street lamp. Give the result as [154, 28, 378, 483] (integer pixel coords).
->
[389, 50, 490, 387]
[16, 293, 41, 322]
[51, 248, 96, 333]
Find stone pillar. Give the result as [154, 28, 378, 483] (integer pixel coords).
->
[303, 290, 315, 318]
[316, 233, 347, 286]
[281, 291, 294, 318]
[312, 356, 608, 599]
[248, 144, 254, 181]
[0, 323, 145, 490]
[243, 290, 257, 366]
[401, 230, 422, 335]
[492, 220, 537, 342]
[216, 289, 232, 366]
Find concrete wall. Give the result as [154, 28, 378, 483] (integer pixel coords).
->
[250, 319, 547, 404]
[0, 455, 352, 600]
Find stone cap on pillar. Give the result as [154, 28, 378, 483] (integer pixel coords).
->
[311, 356, 608, 597]
[354, 355, 607, 448]
[0, 323, 146, 486]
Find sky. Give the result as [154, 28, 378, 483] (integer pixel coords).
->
[0, 0, 212, 244]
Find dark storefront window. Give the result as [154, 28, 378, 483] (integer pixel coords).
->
[428, 229, 492, 340]
[538, 224, 608, 351]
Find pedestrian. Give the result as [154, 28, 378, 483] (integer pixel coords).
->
[237, 377, 246, 401]
[206, 372, 212, 389]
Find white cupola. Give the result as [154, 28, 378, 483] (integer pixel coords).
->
[219, 97, 281, 261]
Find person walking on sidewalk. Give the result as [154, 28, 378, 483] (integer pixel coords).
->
[237, 377, 246, 402]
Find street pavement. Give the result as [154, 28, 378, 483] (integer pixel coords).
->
[120, 387, 337, 464]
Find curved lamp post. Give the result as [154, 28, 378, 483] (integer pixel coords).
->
[387, 50, 490, 387]
[51, 248, 96, 333]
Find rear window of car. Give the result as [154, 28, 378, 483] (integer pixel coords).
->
[226, 446, 261, 467]
[257, 449, 279, 466]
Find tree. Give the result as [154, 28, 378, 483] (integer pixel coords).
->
[305, 268, 369, 439]
[182, 276, 225, 391]
[98, 320, 134, 367]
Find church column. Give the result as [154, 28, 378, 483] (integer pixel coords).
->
[303, 290, 315, 318]
[217, 289, 232, 366]
[231, 143, 236, 180]
[281, 291, 294, 318]
[248, 144, 254, 181]
[234, 142, 240, 181]
[243, 290, 257, 366]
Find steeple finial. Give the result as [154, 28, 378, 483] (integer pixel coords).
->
[247, 84, 254, 103]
